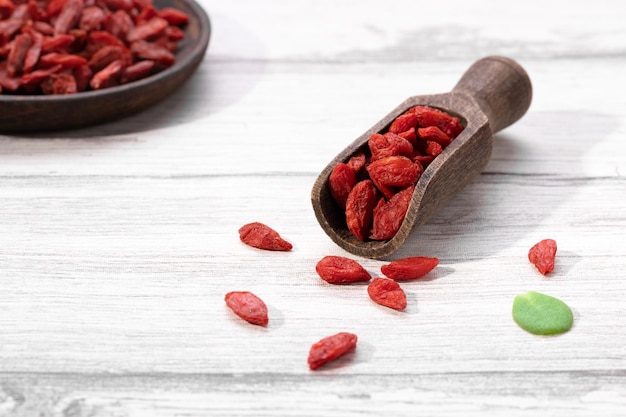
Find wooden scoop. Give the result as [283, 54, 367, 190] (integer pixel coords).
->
[311, 56, 532, 259]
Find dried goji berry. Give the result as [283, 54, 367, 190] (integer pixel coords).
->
[370, 186, 414, 241]
[89, 58, 122, 89]
[129, 39, 175, 66]
[158, 7, 189, 26]
[329, 162, 357, 210]
[315, 255, 371, 284]
[224, 291, 269, 326]
[53, 0, 84, 35]
[120, 59, 154, 83]
[238, 222, 293, 252]
[346, 151, 366, 174]
[126, 16, 168, 42]
[366, 156, 422, 189]
[367, 277, 407, 310]
[417, 126, 452, 147]
[6, 32, 31, 76]
[0, 0, 15, 20]
[39, 52, 87, 68]
[345, 179, 378, 240]
[307, 332, 357, 370]
[40, 72, 77, 94]
[413, 105, 463, 138]
[528, 239, 557, 275]
[381, 256, 439, 280]
[388, 110, 418, 134]
[368, 132, 413, 161]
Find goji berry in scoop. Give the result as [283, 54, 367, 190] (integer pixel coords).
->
[238, 222, 293, 252]
[528, 239, 557, 275]
[381, 256, 439, 280]
[345, 179, 378, 241]
[328, 105, 463, 242]
[224, 291, 269, 326]
[369, 185, 415, 241]
[367, 277, 407, 311]
[308, 332, 358, 370]
[315, 255, 371, 284]
[328, 162, 357, 210]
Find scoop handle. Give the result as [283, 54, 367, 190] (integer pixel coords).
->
[453, 56, 532, 133]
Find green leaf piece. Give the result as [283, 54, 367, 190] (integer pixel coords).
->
[512, 291, 573, 335]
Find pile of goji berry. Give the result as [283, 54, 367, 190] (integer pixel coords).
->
[0, 0, 189, 94]
[329, 105, 464, 241]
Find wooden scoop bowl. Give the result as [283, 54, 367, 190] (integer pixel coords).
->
[311, 56, 532, 259]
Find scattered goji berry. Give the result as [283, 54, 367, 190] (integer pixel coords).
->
[367, 277, 407, 310]
[528, 239, 557, 275]
[224, 291, 269, 326]
[315, 255, 371, 284]
[238, 222, 293, 252]
[308, 332, 358, 370]
[381, 256, 439, 280]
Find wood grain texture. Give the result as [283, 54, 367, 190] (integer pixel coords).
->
[1, 0, 626, 415]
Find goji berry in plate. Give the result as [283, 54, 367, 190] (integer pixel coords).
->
[238, 222, 293, 252]
[308, 332, 358, 370]
[315, 255, 371, 284]
[0, 0, 190, 95]
[381, 256, 439, 280]
[528, 239, 557, 275]
[224, 291, 269, 327]
[367, 277, 406, 311]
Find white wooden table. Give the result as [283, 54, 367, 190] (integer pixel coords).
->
[2, 0, 626, 415]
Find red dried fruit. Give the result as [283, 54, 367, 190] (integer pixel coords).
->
[224, 291, 269, 326]
[308, 332, 357, 370]
[345, 179, 378, 240]
[89, 58, 122, 89]
[388, 110, 418, 134]
[366, 156, 421, 189]
[6, 32, 31, 76]
[129, 39, 175, 66]
[0, 0, 16, 20]
[528, 239, 557, 275]
[381, 256, 439, 280]
[54, 0, 84, 35]
[370, 186, 414, 241]
[417, 126, 452, 147]
[120, 59, 155, 83]
[78, 5, 106, 32]
[346, 151, 366, 173]
[424, 140, 443, 157]
[238, 222, 293, 252]
[368, 132, 413, 161]
[315, 255, 371, 284]
[158, 7, 189, 26]
[39, 52, 87, 68]
[413, 105, 463, 138]
[367, 277, 407, 310]
[329, 162, 357, 210]
[126, 16, 168, 42]
[40, 72, 77, 94]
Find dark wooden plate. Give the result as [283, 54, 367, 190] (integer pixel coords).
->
[0, 0, 211, 132]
